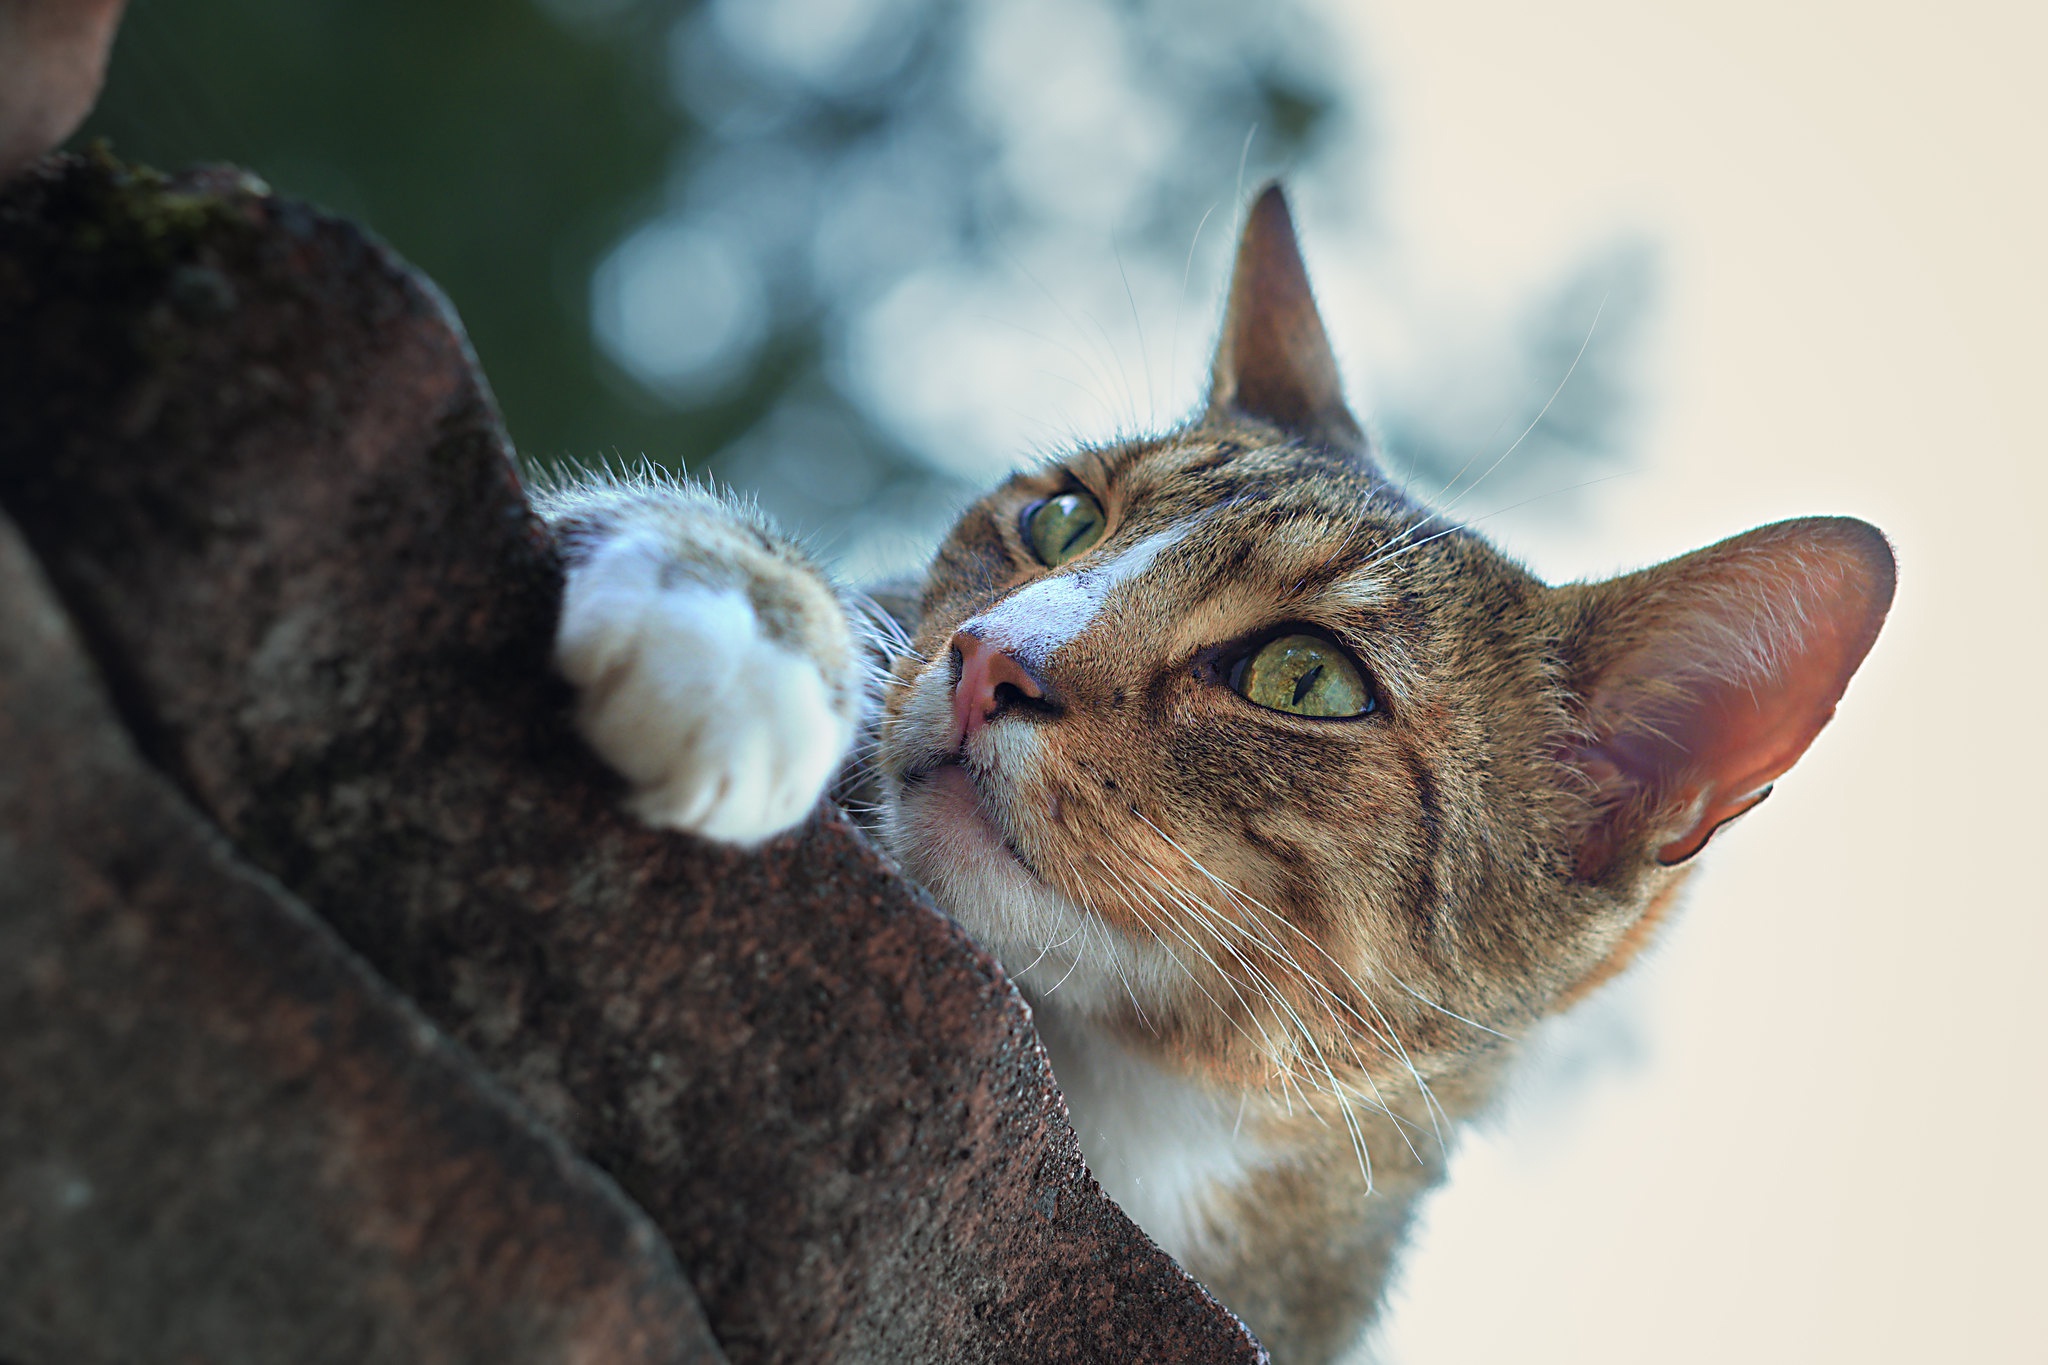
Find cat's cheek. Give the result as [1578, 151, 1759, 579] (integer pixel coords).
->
[556, 556, 852, 846]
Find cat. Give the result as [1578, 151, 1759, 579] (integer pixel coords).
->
[532, 185, 1895, 1364]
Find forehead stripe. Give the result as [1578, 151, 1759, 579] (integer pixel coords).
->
[968, 516, 1204, 670]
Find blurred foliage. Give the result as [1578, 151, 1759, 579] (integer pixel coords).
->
[80, 0, 1641, 573]
[82, 0, 1347, 564]
[84, 0, 691, 464]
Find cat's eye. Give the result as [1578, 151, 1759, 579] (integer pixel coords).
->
[1232, 634, 1375, 718]
[1023, 491, 1106, 566]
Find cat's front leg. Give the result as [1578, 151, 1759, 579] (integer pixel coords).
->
[534, 472, 864, 845]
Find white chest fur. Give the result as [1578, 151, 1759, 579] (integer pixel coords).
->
[1026, 995, 1268, 1268]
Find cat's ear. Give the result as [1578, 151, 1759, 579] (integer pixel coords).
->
[1207, 183, 1371, 460]
[1560, 517, 1894, 880]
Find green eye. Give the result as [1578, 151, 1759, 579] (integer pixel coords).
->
[1234, 634, 1375, 718]
[1024, 491, 1106, 566]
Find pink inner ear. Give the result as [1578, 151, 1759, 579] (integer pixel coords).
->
[1574, 517, 1895, 876]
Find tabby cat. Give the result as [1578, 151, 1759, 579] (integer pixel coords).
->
[534, 186, 1894, 1363]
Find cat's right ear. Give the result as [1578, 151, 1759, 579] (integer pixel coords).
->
[1207, 183, 1373, 462]
[1557, 517, 1895, 881]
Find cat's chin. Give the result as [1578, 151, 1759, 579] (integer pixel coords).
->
[885, 762, 1175, 1018]
[890, 761, 1045, 900]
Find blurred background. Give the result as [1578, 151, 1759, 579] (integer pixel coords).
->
[76, 0, 2045, 1361]
[81, 0, 1649, 579]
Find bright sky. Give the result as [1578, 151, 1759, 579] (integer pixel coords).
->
[1304, 2, 2047, 1361]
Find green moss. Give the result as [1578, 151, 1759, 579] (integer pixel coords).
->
[62, 141, 260, 272]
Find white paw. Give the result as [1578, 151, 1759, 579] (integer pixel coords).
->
[555, 532, 853, 845]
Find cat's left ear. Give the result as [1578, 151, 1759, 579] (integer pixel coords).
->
[1559, 516, 1895, 880]
[1208, 183, 1373, 462]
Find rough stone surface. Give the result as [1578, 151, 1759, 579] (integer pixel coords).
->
[0, 512, 725, 1364]
[0, 152, 1269, 1364]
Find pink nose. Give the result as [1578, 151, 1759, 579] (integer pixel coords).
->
[951, 630, 1046, 745]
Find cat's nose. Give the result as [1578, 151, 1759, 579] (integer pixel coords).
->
[949, 629, 1049, 745]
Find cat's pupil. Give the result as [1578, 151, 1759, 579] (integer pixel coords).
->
[1291, 663, 1324, 706]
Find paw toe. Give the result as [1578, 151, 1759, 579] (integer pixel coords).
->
[559, 558, 853, 845]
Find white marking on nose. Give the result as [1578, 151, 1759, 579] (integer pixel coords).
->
[967, 517, 1203, 672]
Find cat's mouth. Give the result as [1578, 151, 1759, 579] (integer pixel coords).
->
[900, 759, 1050, 885]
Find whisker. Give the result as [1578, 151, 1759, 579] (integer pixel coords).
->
[1352, 471, 1630, 584]
[1078, 301, 1140, 437]
[1387, 972, 1511, 1040]
[981, 314, 1129, 419]
[1092, 853, 1285, 1064]
[1113, 237, 1156, 427]
[1435, 292, 1610, 519]
[1122, 849, 1409, 1169]
[1130, 811, 1447, 1157]
[1083, 873, 1159, 1037]
[1234, 123, 1258, 209]
[993, 237, 1131, 434]
[1170, 201, 1220, 405]
[1017, 919, 1085, 979]
[1046, 931, 1088, 995]
[1340, 298, 1611, 584]
[1103, 851, 1346, 1123]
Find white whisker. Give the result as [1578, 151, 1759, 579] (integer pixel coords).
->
[1130, 809, 1447, 1158]
[1116, 843, 1410, 1174]
[1171, 201, 1220, 404]
[1435, 293, 1610, 518]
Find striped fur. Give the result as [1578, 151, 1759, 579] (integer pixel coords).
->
[547, 186, 1894, 1363]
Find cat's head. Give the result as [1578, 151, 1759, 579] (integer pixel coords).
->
[876, 186, 1892, 1110]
